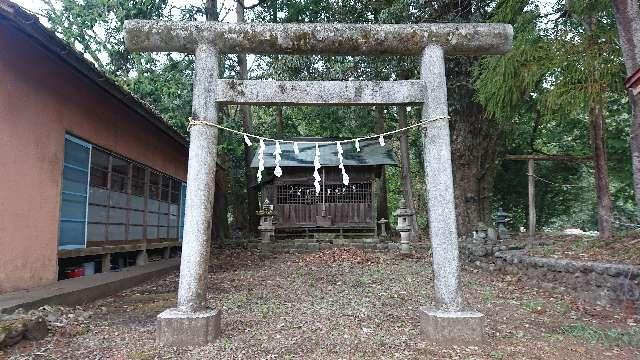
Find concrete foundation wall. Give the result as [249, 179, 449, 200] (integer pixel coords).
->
[0, 23, 188, 293]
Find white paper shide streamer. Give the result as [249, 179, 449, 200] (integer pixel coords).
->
[257, 139, 265, 182]
[379, 135, 385, 146]
[293, 142, 300, 154]
[313, 143, 321, 195]
[273, 140, 283, 177]
[243, 134, 252, 146]
[336, 141, 349, 185]
[355, 139, 360, 152]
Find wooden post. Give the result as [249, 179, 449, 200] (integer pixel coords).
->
[527, 159, 536, 248]
[101, 253, 111, 272]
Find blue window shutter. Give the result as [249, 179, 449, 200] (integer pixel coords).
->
[179, 182, 187, 241]
[58, 135, 91, 249]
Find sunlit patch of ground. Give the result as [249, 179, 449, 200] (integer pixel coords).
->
[3, 248, 640, 359]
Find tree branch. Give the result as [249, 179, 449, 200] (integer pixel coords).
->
[236, 0, 268, 10]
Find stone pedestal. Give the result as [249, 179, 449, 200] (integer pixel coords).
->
[157, 308, 221, 346]
[419, 307, 484, 344]
[316, 207, 332, 226]
[378, 218, 388, 239]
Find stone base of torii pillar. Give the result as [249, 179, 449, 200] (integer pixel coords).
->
[157, 308, 221, 346]
[419, 308, 484, 344]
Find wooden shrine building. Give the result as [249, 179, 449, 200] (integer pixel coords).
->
[251, 138, 397, 238]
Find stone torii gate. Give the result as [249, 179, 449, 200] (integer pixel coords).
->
[124, 21, 512, 346]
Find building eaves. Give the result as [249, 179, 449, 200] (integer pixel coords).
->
[0, 0, 188, 148]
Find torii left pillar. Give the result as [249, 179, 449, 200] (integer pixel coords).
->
[156, 43, 222, 346]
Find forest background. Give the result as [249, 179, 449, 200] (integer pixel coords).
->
[27, 0, 639, 239]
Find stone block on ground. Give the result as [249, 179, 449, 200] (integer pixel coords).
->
[157, 308, 221, 346]
[419, 307, 484, 345]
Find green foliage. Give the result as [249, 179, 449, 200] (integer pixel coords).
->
[475, 0, 633, 231]
[41, 0, 637, 233]
[521, 298, 545, 312]
[560, 323, 640, 348]
[43, 0, 169, 76]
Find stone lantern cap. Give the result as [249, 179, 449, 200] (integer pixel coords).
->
[393, 199, 415, 216]
[257, 199, 274, 216]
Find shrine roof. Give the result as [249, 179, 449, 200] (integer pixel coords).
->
[250, 137, 397, 168]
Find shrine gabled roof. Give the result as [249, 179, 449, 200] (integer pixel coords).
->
[250, 137, 397, 168]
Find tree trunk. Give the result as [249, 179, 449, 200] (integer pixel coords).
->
[375, 105, 389, 221]
[427, 0, 499, 237]
[237, 0, 259, 234]
[275, 106, 284, 137]
[581, 10, 613, 241]
[397, 103, 420, 240]
[590, 102, 613, 241]
[271, 1, 284, 140]
[450, 103, 499, 237]
[611, 0, 640, 211]
[631, 94, 640, 215]
[205, 0, 217, 21]
[446, 56, 500, 237]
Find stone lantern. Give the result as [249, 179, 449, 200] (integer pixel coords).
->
[256, 199, 276, 254]
[393, 198, 415, 253]
[495, 208, 510, 240]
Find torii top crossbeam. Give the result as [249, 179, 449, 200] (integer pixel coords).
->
[124, 21, 513, 56]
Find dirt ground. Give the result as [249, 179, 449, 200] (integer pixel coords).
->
[2, 248, 640, 359]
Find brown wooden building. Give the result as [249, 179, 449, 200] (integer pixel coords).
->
[0, 0, 226, 293]
[251, 138, 396, 238]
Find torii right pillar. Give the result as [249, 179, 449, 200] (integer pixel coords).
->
[419, 45, 484, 343]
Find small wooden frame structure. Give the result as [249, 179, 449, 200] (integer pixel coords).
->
[504, 154, 592, 247]
[252, 138, 396, 238]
